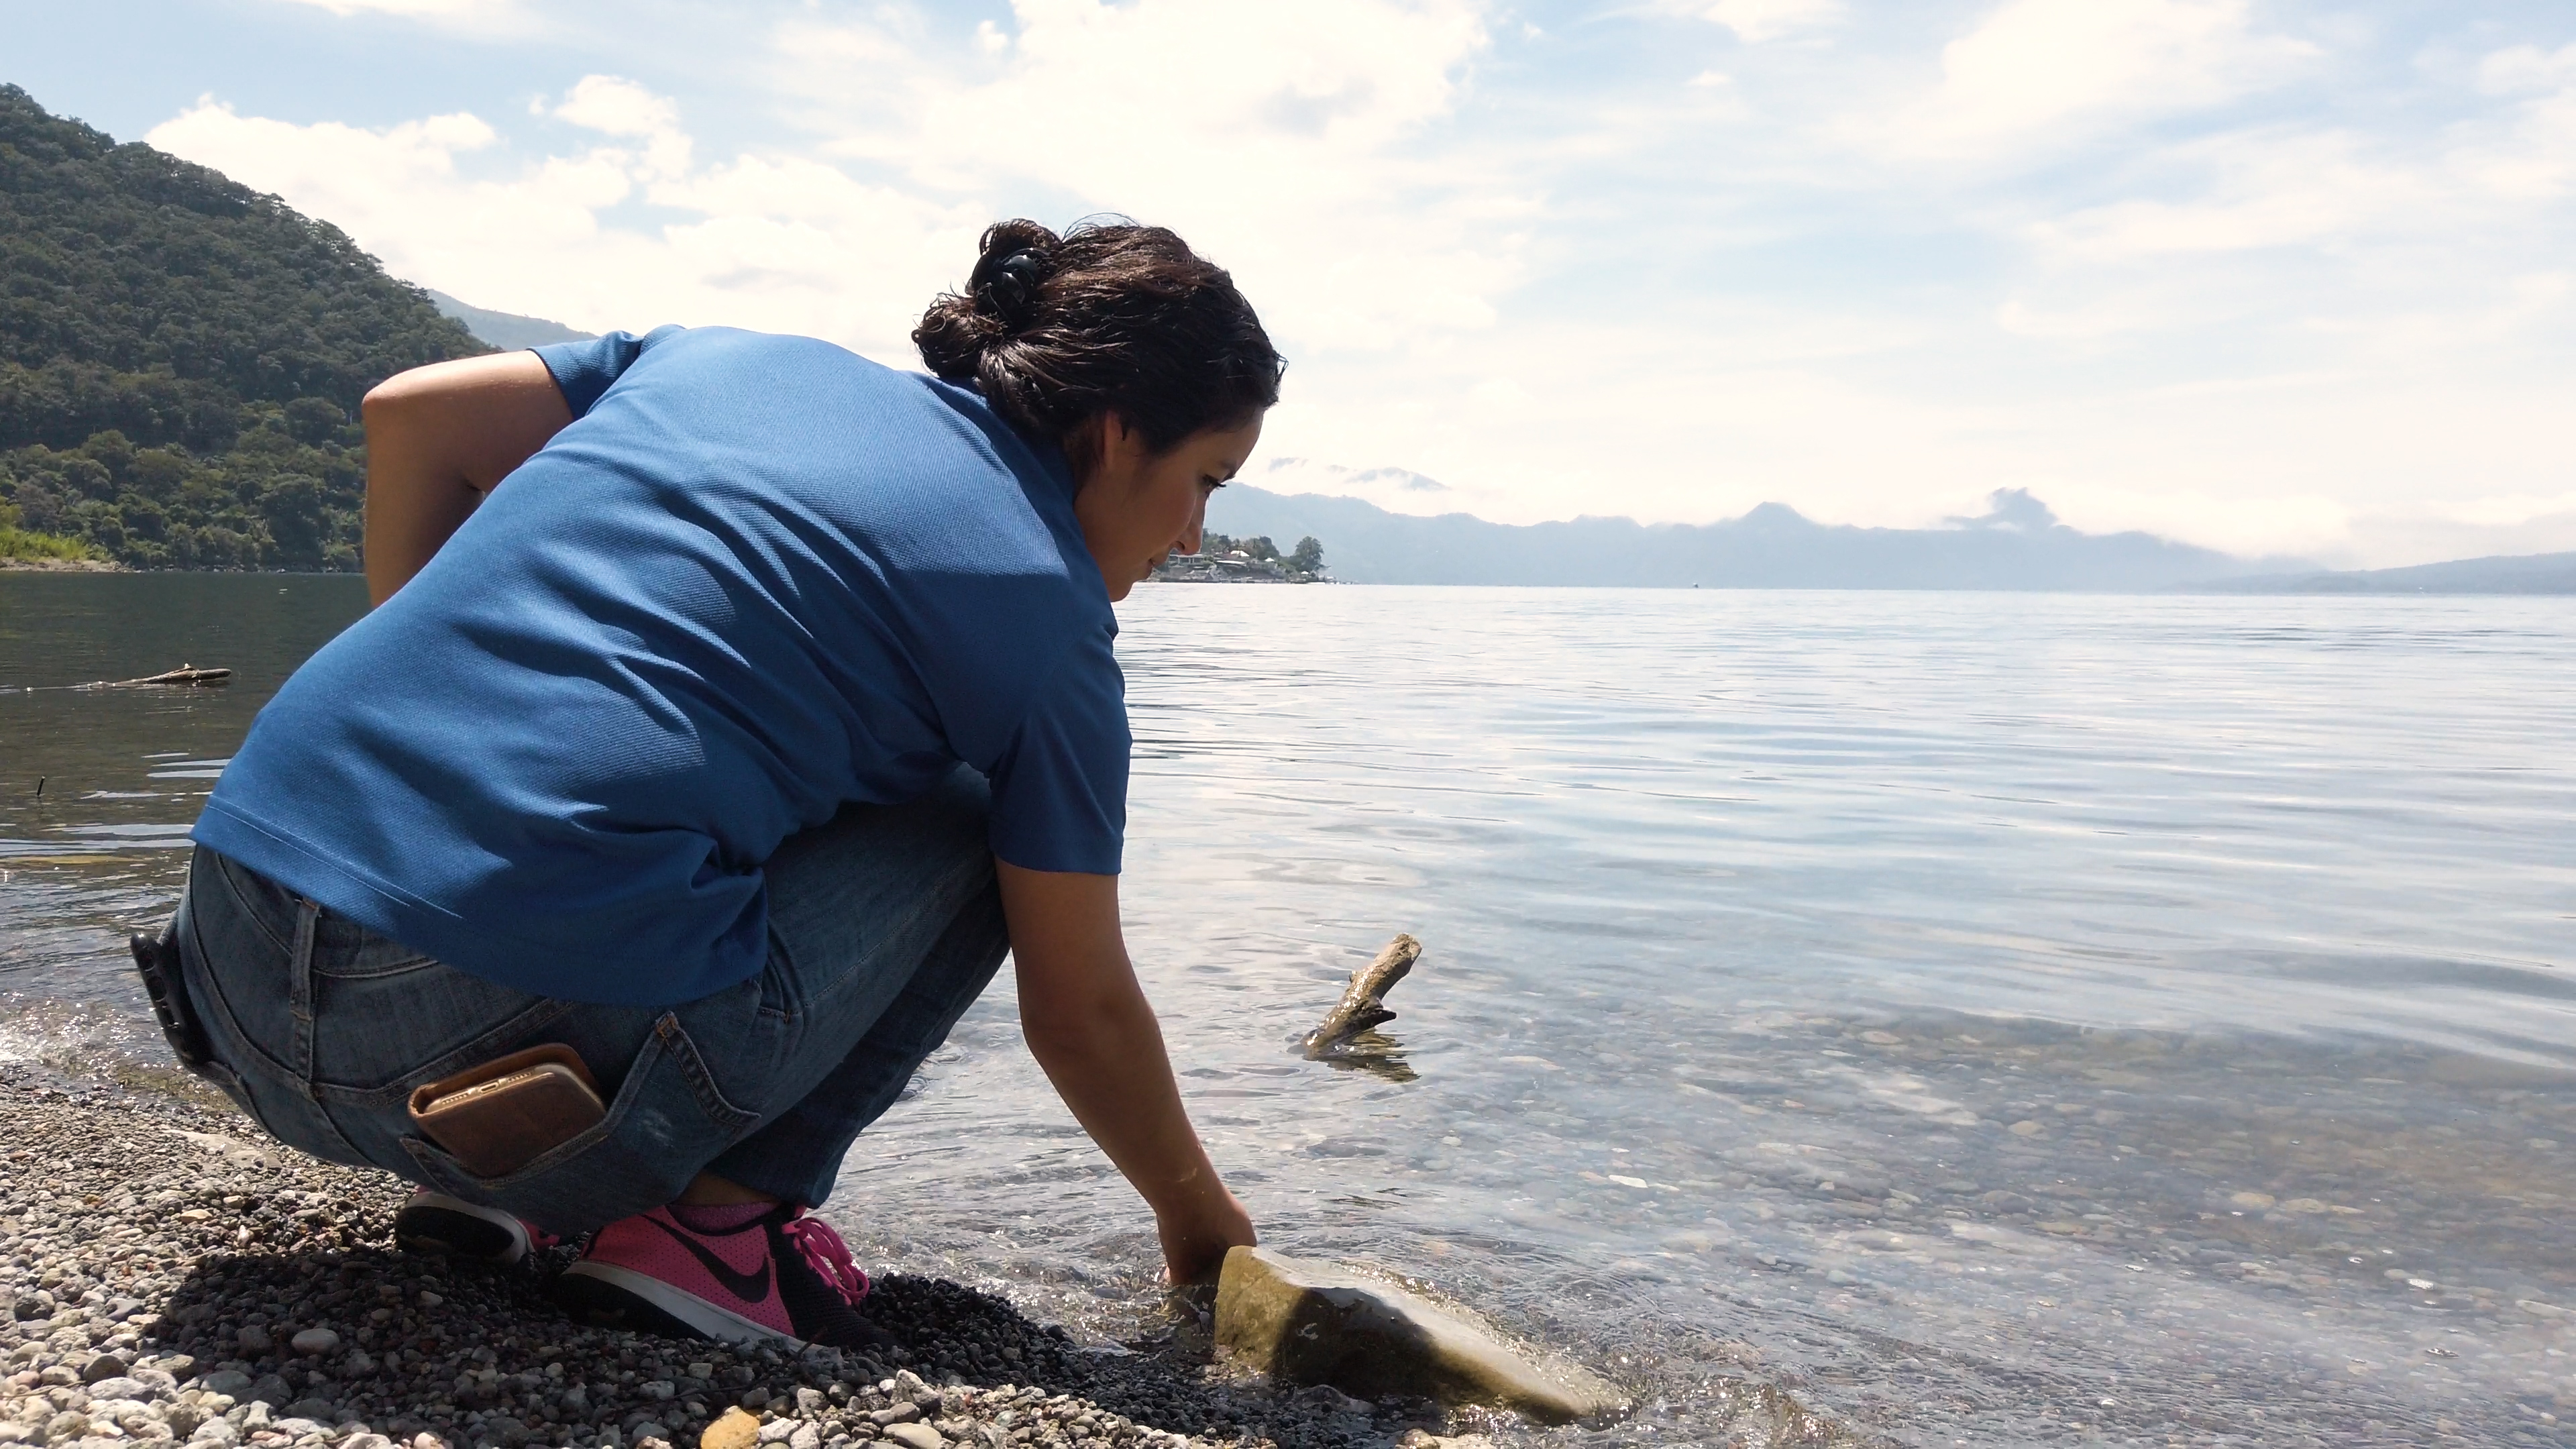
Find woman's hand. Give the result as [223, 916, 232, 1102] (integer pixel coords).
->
[1157, 1183, 1257, 1287]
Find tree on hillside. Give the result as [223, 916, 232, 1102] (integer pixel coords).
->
[0, 84, 489, 569]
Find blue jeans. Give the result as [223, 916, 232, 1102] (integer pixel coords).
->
[172, 767, 1010, 1234]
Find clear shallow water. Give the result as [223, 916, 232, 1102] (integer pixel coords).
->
[5, 574, 2575, 1446]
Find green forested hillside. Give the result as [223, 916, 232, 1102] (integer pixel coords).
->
[0, 85, 488, 569]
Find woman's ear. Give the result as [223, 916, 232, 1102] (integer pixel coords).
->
[1063, 415, 1109, 485]
[1097, 412, 1144, 472]
[1073, 412, 1150, 492]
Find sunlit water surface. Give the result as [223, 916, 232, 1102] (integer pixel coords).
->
[5, 573, 2574, 1447]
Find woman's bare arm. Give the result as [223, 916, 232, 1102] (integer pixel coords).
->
[996, 861, 1256, 1284]
[362, 352, 573, 606]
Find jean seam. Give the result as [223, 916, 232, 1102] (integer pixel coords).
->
[288, 895, 319, 1083]
[206, 851, 294, 958]
[655, 1014, 759, 1132]
[286, 896, 372, 1165]
[311, 955, 441, 982]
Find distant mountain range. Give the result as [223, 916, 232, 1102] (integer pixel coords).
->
[393, 297, 2576, 597]
[427, 291, 595, 351]
[1208, 485, 2318, 590]
[2182, 551, 2576, 595]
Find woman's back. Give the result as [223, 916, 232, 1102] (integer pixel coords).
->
[197, 325, 1129, 1006]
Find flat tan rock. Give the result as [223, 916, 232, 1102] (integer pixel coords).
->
[1214, 1247, 1626, 1424]
[698, 1407, 761, 1449]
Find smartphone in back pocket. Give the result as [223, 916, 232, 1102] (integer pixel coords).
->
[407, 1043, 606, 1179]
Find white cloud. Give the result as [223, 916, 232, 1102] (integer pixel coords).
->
[1697, 0, 1842, 44]
[547, 75, 690, 178]
[1883, 0, 2314, 161]
[2034, 129, 2428, 259]
[145, 85, 985, 355]
[2477, 42, 2576, 97]
[2453, 43, 2576, 200]
[773, 0, 1516, 354]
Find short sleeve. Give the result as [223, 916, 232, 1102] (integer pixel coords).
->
[985, 629, 1129, 875]
[533, 327, 680, 418]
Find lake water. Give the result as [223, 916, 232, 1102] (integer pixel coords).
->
[4, 572, 2574, 1447]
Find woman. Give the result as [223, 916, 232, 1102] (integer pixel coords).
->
[169, 218, 1279, 1351]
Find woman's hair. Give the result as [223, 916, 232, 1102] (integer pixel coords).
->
[914, 217, 1283, 466]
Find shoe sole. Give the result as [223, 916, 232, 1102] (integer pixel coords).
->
[393, 1193, 530, 1266]
[555, 1260, 809, 1350]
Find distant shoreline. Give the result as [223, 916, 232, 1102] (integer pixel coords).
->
[7, 564, 2573, 595]
[0, 556, 124, 573]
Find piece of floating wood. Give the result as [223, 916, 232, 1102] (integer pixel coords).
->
[1301, 933, 1421, 1060]
[74, 664, 233, 690]
[1214, 1246, 1627, 1424]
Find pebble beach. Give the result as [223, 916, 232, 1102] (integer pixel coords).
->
[0, 1066, 1523, 1449]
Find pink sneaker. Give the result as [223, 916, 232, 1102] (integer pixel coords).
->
[394, 1189, 556, 1266]
[553, 1203, 894, 1350]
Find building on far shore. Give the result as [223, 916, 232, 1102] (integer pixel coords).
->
[1150, 533, 1326, 584]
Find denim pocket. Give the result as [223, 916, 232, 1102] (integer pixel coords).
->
[400, 1013, 759, 1234]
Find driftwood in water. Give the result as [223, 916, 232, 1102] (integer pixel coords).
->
[75, 664, 232, 690]
[1300, 933, 1422, 1060]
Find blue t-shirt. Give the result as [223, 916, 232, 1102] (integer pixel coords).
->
[194, 327, 1128, 1006]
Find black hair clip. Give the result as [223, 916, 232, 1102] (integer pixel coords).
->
[979, 248, 1045, 328]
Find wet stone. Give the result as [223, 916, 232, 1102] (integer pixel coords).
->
[1214, 1246, 1627, 1424]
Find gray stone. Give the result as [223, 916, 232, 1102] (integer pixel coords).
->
[87, 1377, 150, 1401]
[235, 1328, 272, 1356]
[198, 1371, 252, 1398]
[246, 1377, 292, 1409]
[82, 1354, 131, 1384]
[881, 1426, 944, 1449]
[189, 1420, 241, 1446]
[289, 1329, 341, 1357]
[1212, 1247, 1627, 1424]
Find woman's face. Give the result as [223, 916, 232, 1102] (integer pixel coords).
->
[1075, 413, 1266, 602]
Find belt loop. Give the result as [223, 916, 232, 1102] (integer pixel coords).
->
[288, 894, 321, 1091]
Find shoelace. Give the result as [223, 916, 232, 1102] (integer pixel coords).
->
[781, 1214, 871, 1307]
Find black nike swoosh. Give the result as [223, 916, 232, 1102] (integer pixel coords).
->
[643, 1215, 773, 1304]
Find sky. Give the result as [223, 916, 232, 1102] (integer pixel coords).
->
[7, 1, 2575, 567]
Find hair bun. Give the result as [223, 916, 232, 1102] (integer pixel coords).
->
[977, 249, 1046, 330]
[965, 220, 1060, 333]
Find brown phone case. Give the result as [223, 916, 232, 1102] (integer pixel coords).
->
[407, 1043, 606, 1179]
